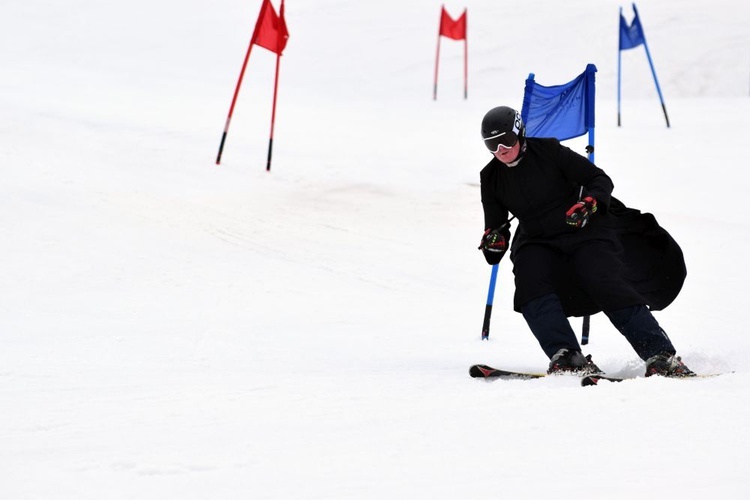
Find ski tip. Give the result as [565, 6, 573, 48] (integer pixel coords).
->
[469, 364, 494, 378]
[581, 376, 600, 387]
[469, 364, 547, 380]
[581, 374, 626, 386]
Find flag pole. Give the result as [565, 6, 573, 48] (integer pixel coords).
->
[617, 8, 623, 127]
[216, 40, 257, 165]
[433, 7, 443, 100]
[634, 4, 670, 128]
[641, 39, 670, 127]
[582, 64, 597, 345]
[463, 9, 468, 99]
[216, 0, 272, 165]
[581, 125, 596, 345]
[266, 0, 284, 171]
[266, 50, 281, 171]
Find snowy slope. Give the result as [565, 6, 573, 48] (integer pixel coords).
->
[2, 0, 750, 498]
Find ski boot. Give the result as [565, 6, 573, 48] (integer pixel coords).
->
[547, 348, 602, 376]
[645, 352, 695, 377]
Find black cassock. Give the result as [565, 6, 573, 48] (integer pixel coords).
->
[480, 137, 686, 317]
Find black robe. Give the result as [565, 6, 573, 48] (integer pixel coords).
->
[480, 137, 686, 317]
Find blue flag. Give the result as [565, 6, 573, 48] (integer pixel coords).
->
[619, 7, 645, 50]
[521, 64, 597, 141]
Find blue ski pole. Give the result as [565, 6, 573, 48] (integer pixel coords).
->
[481, 264, 499, 340]
[480, 217, 514, 340]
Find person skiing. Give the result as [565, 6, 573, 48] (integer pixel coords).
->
[477, 105, 694, 377]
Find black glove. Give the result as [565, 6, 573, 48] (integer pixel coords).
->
[478, 228, 508, 253]
[565, 196, 597, 228]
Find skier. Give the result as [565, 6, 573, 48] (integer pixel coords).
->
[477, 105, 694, 377]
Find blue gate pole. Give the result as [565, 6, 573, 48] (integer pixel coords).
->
[634, 4, 670, 127]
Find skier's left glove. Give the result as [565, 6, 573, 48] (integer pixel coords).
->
[565, 196, 597, 228]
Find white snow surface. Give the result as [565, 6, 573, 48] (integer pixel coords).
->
[2, 0, 750, 498]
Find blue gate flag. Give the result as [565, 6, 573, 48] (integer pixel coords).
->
[521, 64, 597, 141]
[617, 4, 670, 128]
[619, 6, 645, 50]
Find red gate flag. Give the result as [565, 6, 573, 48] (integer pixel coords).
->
[439, 7, 466, 40]
[215, 0, 290, 166]
[253, 0, 289, 54]
[434, 6, 468, 100]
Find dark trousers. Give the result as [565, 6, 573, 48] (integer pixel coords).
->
[522, 293, 676, 360]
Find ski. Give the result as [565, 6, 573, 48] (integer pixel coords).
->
[469, 364, 546, 380]
[581, 372, 728, 387]
[469, 363, 600, 380]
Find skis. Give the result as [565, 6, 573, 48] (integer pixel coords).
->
[470, 364, 728, 386]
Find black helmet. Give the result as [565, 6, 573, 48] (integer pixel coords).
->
[481, 106, 525, 152]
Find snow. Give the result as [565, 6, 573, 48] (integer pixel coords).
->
[2, 0, 749, 498]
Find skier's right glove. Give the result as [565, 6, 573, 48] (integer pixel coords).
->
[478, 228, 507, 253]
[566, 196, 598, 228]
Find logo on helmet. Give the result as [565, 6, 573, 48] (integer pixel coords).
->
[513, 113, 523, 135]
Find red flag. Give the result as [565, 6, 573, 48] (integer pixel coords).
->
[439, 7, 466, 41]
[252, 0, 289, 55]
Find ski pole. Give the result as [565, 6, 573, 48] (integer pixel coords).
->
[480, 216, 515, 340]
[481, 264, 499, 340]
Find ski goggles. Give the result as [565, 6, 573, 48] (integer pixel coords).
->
[484, 131, 518, 153]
